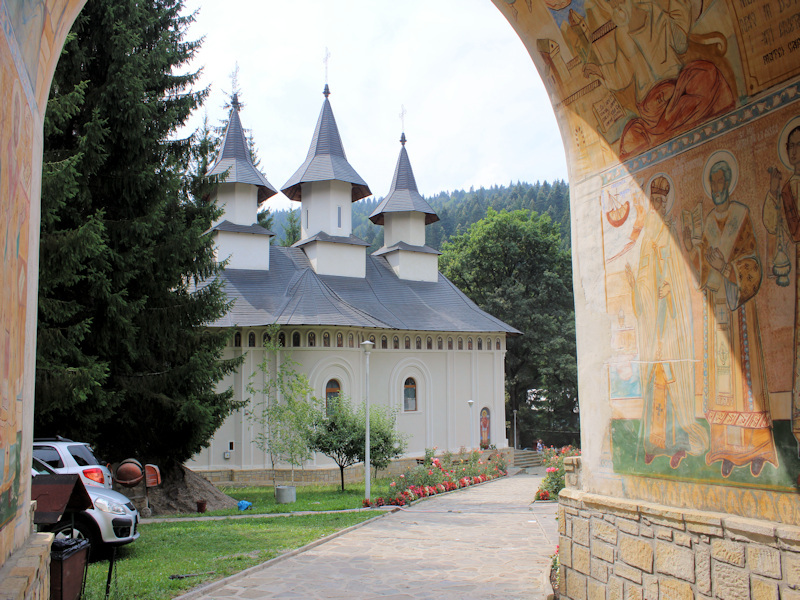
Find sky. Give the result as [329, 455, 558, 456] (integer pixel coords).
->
[180, 0, 567, 211]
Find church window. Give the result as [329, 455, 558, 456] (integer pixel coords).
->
[305, 209, 309, 229]
[427, 337, 433, 350]
[337, 206, 342, 228]
[405, 336, 411, 349]
[308, 332, 316, 347]
[369, 334, 376, 345]
[496, 338, 501, 350]
[248, 332, 256, 347]
[323, 332, 330, 347]
[458, 338, 463, 350]
[486, 338, 491, 350]
[234, 332, 242, 347]
[437, 337, 443, 350]
[447, 337, 453, 350]
[263, 332, 271, 347]
[393, 336, 399, 349]
[278, 332, 286, 347]
[478, 338, 483, 350]
[415, 337, 422, 350]
[348, 333, 354, 348]
[404, 378, 417, 412]
[337, 332, 343, 347]
[292, 332, 301, 347]
[381, 335, 388, 349]
[325, 379, 341, 417]
[468, 337, 473, 350]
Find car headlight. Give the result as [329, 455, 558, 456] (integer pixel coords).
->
[94, 497, 127, 515]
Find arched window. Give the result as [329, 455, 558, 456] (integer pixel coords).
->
[486, 337, 491, 350]
[468, 337, 473, 350]
[325, 379, 341, 416]
[426, 337, 433, 350]
[437, 337, 443, 350]
[369, 334, 376, 345]
[447, 337, 453, 350]
[393, 336, 400, 349]
[263, 332, 271, 347]
[234, 332, 242, 347]
[458, 338, 463, 350]
[415, 336, 422, 350]
[348, 333, 354, 348]
[292, 332, 301, 347]
[478, 338, 483, 350]
[323, 332, 330, 347]
[278, 332, 286, 347]
[381, 335, 388, 349]
[337, 332, 343, 347]
[248, 332, 256, 347]
[496, 338, 501, 350]
[404, 378, 417, 412]
[308, 332, 316, 347]
[405, 336, 411, 349]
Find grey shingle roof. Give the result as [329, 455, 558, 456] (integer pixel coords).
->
[293, 231, 370, 248]
[372, 241, 441, 256]
[208, 96, 278, 204]
[369, 134, 439, 226]
[209, 246, 520, 335]
[208, 220, 275, 237]
[281, 86, 372, 203]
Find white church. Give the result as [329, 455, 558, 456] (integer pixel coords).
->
[186, 87, 519, 479]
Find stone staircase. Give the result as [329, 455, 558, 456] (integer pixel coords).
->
[513, 449, 543, 469]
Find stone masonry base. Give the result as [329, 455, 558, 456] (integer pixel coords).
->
[0, 533, 52, 600]
[557, 486, 800, 600]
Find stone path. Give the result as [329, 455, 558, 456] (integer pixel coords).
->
[177, 467, 558, 600]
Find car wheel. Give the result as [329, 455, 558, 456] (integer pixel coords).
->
[51, 518, 99, 558]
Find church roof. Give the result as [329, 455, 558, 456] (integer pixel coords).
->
[208, 246, 519, 334]
[281, 85, 371, 203]
[292, 231, 371, 248]
[208, 95, 278, 204]
[369, 133, 439, 226]
[207, 220, 275, 237]
[372, 241, 441, 256]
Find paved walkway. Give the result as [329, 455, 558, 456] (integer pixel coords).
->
[178, 468, 558, 600]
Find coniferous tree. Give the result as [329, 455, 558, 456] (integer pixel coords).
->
[36, 0, 242, 467]
[280, 209, 301, 246]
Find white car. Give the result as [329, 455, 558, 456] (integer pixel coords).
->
[32, 457, 140, 553]
[33, 437, 113, 489]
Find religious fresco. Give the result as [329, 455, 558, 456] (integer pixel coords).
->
[480, 407, 491, 447]
[604, 94, 800, 492]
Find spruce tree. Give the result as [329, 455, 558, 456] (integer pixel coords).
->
[36, 0, 242, 467]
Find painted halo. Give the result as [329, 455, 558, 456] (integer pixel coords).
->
[645, 173, 675, 216]
[702, 149, 739, 199]
[777, 115, 800, 171]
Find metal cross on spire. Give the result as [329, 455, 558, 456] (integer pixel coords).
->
[323, 47, 331, 84]
[399, 104, 407, 140]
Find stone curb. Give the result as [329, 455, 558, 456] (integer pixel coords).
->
[173, 508, 399, 600]
[140, 506, 394, 525]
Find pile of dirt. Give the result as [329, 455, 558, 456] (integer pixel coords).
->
[125, 465, 239, 515]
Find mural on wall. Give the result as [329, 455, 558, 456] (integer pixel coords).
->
[480, 407, 491, 447]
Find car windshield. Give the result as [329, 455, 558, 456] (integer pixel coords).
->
[68, 444, 101, 467]
[32, 457, 56, 476]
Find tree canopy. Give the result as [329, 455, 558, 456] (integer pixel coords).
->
[439, 208, 578, 446]
[35, 0, 241, 467]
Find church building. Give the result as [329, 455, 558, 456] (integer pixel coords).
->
[186, 87, 518, 477]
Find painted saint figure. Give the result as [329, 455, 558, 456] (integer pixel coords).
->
[764, 121, 800, 454]
[684, 157, 778, 477]
[626, 176, 707, 468]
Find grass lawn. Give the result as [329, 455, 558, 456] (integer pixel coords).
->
[81, 511, 380, 599]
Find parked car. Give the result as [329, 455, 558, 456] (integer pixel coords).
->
[32, 457, 140, 553]
[33, 437, 112, 489]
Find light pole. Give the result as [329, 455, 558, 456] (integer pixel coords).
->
[513, 409, 518, 449]
[361, 340, 374, 502]
[467, 399, 475, 449]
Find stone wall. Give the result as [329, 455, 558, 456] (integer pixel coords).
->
[558, 457, 800, 599]
[0, 533, 52, 600]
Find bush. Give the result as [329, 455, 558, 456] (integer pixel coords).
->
[536, 445, 581, 500]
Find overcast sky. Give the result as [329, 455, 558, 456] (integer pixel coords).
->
[180, 0, 567, 211]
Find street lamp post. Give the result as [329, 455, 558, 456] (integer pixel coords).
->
[467, 399, 475, 449]
[361, 340, 374, 502]
[513, 409, 518, 449]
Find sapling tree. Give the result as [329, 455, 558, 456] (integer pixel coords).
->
[246, 325, 321, 489]
[308, 395, 363, 491]
[357, 403, 407, 479]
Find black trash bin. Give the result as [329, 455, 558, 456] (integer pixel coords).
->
[50, 538, 89, 600]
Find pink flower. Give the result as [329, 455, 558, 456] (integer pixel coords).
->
[546, 467, 557, 473]
[390, 482, 396, 487]
[428, 470, 433, 475]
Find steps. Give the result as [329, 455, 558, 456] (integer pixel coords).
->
[513, 449, 544, 468]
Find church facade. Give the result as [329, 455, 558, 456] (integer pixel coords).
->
[186, 88, 518, 477]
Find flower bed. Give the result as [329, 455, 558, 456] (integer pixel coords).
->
[363, 448, 508, 507]
[535, 445, 581, 501]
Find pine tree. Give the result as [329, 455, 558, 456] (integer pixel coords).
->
[36, 0, 242, 467]
[280, 209, 301, 246]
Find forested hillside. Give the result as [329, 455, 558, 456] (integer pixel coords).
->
[266, 180, 570, 252]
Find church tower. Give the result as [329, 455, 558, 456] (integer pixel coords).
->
[370, 132, 440, 282]
[207, 94, 278, 270]
[282, 85, 372, 278]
